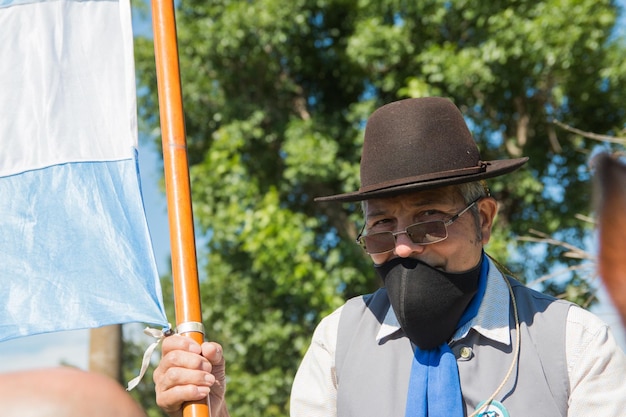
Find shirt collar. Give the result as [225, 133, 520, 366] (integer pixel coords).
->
[375, 256, 512, 346]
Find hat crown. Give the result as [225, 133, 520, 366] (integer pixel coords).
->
[360, 97, 480, 192]
[314, 97, 528, 202]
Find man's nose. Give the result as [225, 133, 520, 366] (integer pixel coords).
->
[393, 232, 425, 258]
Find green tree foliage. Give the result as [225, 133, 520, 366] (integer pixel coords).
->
[133, 1, 626, 415]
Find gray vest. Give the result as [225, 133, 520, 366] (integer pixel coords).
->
[336, 277, 571, 417]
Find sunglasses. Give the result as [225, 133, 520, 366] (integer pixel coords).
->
[356, 197, 481, 255]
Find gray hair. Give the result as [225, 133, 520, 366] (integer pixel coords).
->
[455, 181, 490, 240]
[455, 180, 491, 204]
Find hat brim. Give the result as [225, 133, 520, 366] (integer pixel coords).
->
[314, 157, 528, 203]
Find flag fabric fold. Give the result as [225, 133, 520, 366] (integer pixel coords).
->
[0, 0, 168, 342]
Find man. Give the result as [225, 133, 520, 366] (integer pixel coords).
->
[594, 153, 626, 325]
[0, 367, 147, 417]
[154, 97, 626, 416]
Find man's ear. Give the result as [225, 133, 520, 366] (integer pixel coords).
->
[478, 197, 498, 245]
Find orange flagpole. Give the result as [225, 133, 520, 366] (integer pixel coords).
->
[150, 1, 209, 416]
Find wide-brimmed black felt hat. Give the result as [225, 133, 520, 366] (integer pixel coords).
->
[315, 97, 528, 202]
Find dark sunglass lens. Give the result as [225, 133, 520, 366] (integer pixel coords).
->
[363, 232, 395, 253]
[406, 221, 447, 244]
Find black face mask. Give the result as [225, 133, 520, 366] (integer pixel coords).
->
[375, 257, 482, 350]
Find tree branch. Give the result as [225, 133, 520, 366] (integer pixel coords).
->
[552, 119, 626, 145]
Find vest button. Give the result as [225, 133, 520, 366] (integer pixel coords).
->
[459, 346, 472, 359]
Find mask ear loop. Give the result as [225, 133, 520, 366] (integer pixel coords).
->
[468, 257, 520, 417]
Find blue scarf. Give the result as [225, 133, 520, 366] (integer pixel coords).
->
[404, 254, 489, 416]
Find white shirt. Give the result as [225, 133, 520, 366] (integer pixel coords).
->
[290, 259, 626, 416]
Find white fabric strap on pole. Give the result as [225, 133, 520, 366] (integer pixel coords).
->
[127, 325, 173, 391]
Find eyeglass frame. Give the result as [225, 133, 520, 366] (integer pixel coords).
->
[355, 196, 483, 255]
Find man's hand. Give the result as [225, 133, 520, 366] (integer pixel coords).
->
[154, 335, 228, 417]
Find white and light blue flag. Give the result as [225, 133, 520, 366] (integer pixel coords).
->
[0, 0, 168, 342]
